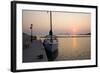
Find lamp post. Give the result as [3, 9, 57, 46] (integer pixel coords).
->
[30, 24, 33, 42]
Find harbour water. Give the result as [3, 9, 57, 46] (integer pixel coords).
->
[40, 35, 91, 61]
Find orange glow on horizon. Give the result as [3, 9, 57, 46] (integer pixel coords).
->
[23, 11, 91, 35]
[73, 28, 76, 33]
[72, 26, 78, 35]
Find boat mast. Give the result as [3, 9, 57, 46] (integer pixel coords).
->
[49, 11, 53, 42]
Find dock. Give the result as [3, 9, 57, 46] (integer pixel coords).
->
[23, 40, 48, 62]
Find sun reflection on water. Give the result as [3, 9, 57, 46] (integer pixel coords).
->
[72, 37, 77, 49]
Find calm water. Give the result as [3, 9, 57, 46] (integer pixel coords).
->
[40, 36, 91, 61]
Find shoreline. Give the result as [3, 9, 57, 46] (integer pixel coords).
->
[40, 35, 91, 38]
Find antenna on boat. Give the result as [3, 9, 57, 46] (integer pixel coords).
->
[49, 11, 53, 42]
[30, 24, 33, 42]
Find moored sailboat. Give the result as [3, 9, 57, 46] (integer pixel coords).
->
[43, 11, 58, 61]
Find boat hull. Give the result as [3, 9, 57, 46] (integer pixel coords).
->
[43, 43, 58, 61]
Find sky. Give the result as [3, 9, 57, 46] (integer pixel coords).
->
[22, 10, 91, 35]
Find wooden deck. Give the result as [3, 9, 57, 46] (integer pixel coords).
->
[23, 40, 48, 62]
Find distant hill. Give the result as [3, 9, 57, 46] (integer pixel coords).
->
[78, 33, 91, 35]
[86, 33, 91, 35]
[55, 32, 91, 35]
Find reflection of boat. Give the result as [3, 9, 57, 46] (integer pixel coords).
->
[43, 11, 58, 61]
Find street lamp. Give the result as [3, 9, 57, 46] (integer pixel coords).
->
[30, 24, 33, 42]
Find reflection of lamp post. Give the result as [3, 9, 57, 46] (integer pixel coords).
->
[30, 24, 33, 42]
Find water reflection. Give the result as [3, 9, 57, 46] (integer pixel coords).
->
[72, 37, 77, 49]
[41, 36, 91, 61]
[55, 36, 91, 61]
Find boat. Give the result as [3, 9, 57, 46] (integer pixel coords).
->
[43, 11, 58, 61]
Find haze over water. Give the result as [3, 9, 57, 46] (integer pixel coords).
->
[23, 10, 91, 35]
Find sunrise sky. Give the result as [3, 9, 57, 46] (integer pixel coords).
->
[22, 10, 91, 35]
